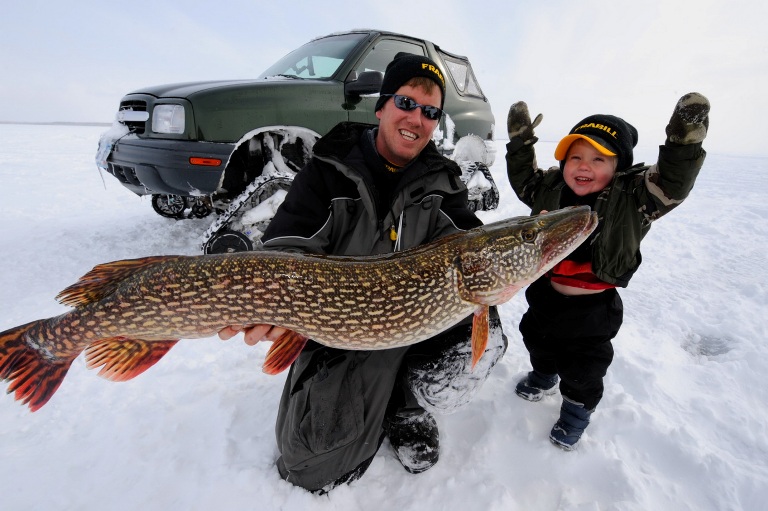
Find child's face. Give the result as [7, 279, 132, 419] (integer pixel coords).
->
[562, 139, 618, 196]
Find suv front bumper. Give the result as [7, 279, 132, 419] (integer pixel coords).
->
[103, 134, 235, 196]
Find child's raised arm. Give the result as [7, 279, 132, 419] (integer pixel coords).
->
[642, 93, 710, 222]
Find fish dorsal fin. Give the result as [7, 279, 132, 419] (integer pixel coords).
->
[56, 256, 187, 307]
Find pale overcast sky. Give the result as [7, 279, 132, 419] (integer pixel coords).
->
[1, 0, 765, 156]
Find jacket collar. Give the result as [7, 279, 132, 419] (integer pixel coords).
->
[313, 122, 461, 179]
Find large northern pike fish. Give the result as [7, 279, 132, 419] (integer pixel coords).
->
[0, 206, 597, 412]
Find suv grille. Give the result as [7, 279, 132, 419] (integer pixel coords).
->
[119, 100, 148, 134]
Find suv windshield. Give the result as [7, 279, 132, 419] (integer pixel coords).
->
[258, 32, 368, 80]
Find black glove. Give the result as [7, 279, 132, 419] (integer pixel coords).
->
[507, 101, 543, 144]
[666, 92, 710, 145]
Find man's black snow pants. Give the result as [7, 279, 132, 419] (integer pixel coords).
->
[273, 308, 506, 493]
[518, 278, 624, 411]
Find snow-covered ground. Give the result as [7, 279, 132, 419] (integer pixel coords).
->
[1, 124, 766, 511]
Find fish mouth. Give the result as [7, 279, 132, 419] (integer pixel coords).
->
[538, 206, 598, 270]
[582, 209, 599, 231]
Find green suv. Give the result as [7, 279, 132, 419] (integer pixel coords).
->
[96, 30, 498, 252]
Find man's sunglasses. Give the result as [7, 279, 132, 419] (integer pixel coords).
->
[381, 94, 443, 121]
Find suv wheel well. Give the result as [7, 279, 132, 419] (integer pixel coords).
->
[218, 128, 320, 200]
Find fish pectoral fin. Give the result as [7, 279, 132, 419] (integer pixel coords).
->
[0, 321, 78, 412]
[470, 306, 489, 370]
[263, 330, 309, 375]
[84, 337, 179, 382]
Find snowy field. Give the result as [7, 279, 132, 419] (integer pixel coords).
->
[0, 124, 766, 511]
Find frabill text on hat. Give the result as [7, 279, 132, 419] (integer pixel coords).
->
[574, 122, 618, 139]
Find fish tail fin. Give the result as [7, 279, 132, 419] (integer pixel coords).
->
[85, 338, 179, 381]
[263, 330, 309, 375]
[0, 321, 77, 412]
[470, 306, 489, 370]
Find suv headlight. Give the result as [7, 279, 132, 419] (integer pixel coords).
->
[152, 105, 185, 134]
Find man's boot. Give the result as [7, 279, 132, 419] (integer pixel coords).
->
[387, 411, 440, 474]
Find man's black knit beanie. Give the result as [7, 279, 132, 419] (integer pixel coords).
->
[374, 53, 447, 112]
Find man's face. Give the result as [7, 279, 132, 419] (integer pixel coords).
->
[563, 139, 618, 196]
[375, 83, 441, 167]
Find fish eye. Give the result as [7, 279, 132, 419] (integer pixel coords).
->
[521, 229, 537, 242]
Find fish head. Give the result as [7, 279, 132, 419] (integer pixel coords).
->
[455, 206, 598, 305]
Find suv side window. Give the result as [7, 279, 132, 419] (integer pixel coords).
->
[352, 39, 427, 76]
[439, 51, 486, 98]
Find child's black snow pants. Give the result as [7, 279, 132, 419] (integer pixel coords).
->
[518, 277, 624, 411]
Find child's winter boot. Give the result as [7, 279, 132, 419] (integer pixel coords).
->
[515, 370, 558, 402]
[549, 396, 593, 450]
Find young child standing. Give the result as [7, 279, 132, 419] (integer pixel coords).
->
[505, 93, 710, 450]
